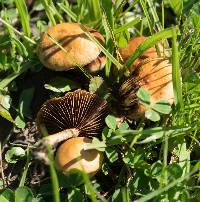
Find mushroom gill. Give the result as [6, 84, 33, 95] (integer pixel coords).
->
[37, 89, 109, 146]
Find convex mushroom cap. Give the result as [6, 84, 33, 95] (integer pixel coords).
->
[55, 137, 103, 177]
[119, 36, 165, 72]
[37, 89, 110, 146]
[38, 22, 106, 73]
[119, 36, 173, 120]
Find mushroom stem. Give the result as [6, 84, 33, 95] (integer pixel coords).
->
[42, 128, 80, 148]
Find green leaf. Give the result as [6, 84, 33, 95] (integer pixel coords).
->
[150, 161, 163, 178]
[58, 169, 84, 188]
[168, 0, 183, 16]
[0, 189, 14, 202]
[111, 189, 122, 202]
[0, 52, 7, 67]
[0, 110, 14, 123]
[101, 163, 109, 175]
[44, 77, 80, 93]
[145, 109, 160, 122]
[105, 147, 118, 163]
[0, 94, 14, 123]
[89, 76, 109, 98]
[15, 187, 34, 202]
[68, 188, 84, 202]
[102, 127, 113, 141]
[152, 100, 172, 114]
[15, 115, 26, 129]
[105, 115, 117, 130]
[136, 87, 151, 105]
[167, 164, 183, 180]
[118, 121, 129, 130]
[116, 31, 129, 48]
[5, 147, 26, 163]
[19, 88, 35, 118]
[85, 137, 106, 152]
[89, 76, 104, 93]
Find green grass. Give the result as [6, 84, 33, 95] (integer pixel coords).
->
[0, 0, 199, 201]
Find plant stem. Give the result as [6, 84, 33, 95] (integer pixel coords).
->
[0, 18, 36, 45]
[46, 144, 60, 202]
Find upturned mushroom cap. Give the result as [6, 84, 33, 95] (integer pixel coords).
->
[38, 23, 105, 71]
[119, 58, 173, 120]
[119, 36, 165, 72]
[55, 137, 103, 177]
[37, 89, 109, 137]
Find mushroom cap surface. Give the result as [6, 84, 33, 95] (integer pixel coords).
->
[38, 23, 104, 71]
[119, 58, 173, 120]
[119, 36, 165, 72]
[37, 89, 109, 136]
[55, 137, 103, 177]
[86, 54, 106, 73]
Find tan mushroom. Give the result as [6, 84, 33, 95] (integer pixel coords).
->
[119, 36, 165, 72]
[38, 22, 106, 73]
[118, 36, 173, 120]
[55, 137, 103, 177]
[37, 89, 109, 147]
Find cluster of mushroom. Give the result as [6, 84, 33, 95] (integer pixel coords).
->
[37, 22, 109, 177]
[118, 36, 173, 120]
[37, 89, 109, 177]
[36, 22, 174, 177]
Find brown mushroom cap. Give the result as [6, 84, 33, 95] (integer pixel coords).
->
[38, 23, 105, 71]
[37, 89, 109, 137]
[119, 37, 173, 120]
[85, 54, 106, 73]
[55, 137, 103, 177]
[119, 36, 165, 72]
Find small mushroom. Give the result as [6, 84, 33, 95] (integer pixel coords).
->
[38, 22, 106, 73]
[37, 89, 109, 147]
[55, 137, 103, 177]
[119, 36, 173, 120]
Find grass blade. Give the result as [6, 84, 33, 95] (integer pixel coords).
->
[125, 27, 176, 69]
[0, 18, 36, 44]
[57, 2, 77, 22]
[41, 0, 57, 25]
[80, 25, 123, 70]
[172, 29, 183, 107]
[137, 169, 197, 202]
[114, 0, 126, 17]
[140, 0, 154, 35]
[19, 148, 30, 187]
[15, 0, 31, 37]
[146, 0, 163, 32]
[87, 0, 101, 21]
[0, 62, 31, 90]
[114, 17, 141, 34]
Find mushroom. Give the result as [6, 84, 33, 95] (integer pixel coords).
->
[119, 36, 166, 72]
[37, 22, 106, 73]
[55, 137, 103, 177]
[37, 89, 109, 147]
[118, 36, 173, 120]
